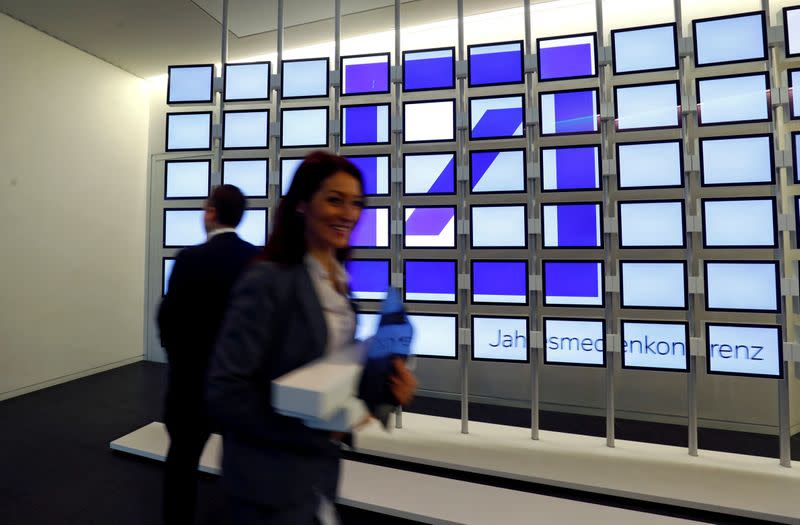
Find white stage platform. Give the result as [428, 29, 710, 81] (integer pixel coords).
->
[111, 421, 705, 525]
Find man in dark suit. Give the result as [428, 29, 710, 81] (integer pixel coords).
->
[158, 184, 258, 525]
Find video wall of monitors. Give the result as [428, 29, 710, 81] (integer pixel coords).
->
[158, 5, 794, 380]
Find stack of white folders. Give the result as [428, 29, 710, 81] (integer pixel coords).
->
[272, 356, 368, 432]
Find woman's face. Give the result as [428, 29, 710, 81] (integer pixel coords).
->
[301, 171, 364, 252]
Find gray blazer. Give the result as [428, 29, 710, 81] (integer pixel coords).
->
[206, 260, 347, 506]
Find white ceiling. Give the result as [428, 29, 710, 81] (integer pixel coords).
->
[0, 0, 523, 79]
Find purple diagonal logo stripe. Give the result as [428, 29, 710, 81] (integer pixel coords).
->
[470, 151, 501, 189]
[405, 207, 454, 236]
[472, 107, 523, 138]
[406, 261, 455, 294]
[347, 156, 379, 194]
[345, 62, 388, 94]
[470, 51, 522, 85]
[539, 44, 593, 80]
[351, 208, 378, 246]
[346, 260, 389, 292]
[557, 204, 598, 247]
[556, 147, 596, 189]
[554, 91, 596, 134]
[473, 261, 527, 295]
[427, 156, 455, 193]
[345, 106, 378, 143]
[545, 262, 599, 297]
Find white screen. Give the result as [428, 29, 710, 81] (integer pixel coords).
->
[707, 324, 781, 377]
[282, 59, 328, 98]
[622, 322, 688, 371]
[700, 135, 773, 186]
[408, 315, 457, 358]
[281, 108, 328, 147]
[471, 205, 526, 248]
[404, 100, 455, 142]
[225, 62, 269, 101]
[238, 209, 267, 246]
[224, 111, 269, 149]
[621, 262, 686, 309]
[613, 25, 676, 74]
[222, 159, 268, 198]
[163, 258, 175, 295]
[168, 65, 213, 103]
[792, 70, 800, 118]
[281, 158, 303, 196]
[698, 74, 768, 125]
[164, 209, 205, 246]
[615, 83, 679, 130]
[618, 141, 682, 189]
[619, 201, 684, 247]
[695, 13, 765, 66]
[703, 199, 775, 247]
[788, 8, 800, 56]
[472, 317, 528, 362]
[167, 113, 211, 151]
[706, 262, 778, 312]
[165, 161, 209, 198]
[544, 319, 604, 366]
[355, 313, 381, 342]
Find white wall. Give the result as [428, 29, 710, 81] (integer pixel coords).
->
[0, 14, 150, 401]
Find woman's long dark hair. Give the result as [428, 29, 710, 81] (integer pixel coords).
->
[260, 151, 363, 265]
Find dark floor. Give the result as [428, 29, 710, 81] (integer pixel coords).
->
[0, 361, 794, 524]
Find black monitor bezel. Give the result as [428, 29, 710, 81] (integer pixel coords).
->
[221, 157, 269, 199]
[344, 153, 392, 196]
[161, 256, 176, 296]
[279, 106, 330, 149]
[613, 80, 682, 132]
[165, 111, 213, 152]
[340, 52, 391, 97]
[403, 258, 458, 305]
[540, 144, 602, 193]
[701, 196, 778, 249]
[619, 260, 688, 311]
[542, 316, 607, 368]
[279, 156, 304, 196]
[695, 72, 771, 127]
[784, 6, 800, 58]
[167, 64, 215, 105]
[540, 201, 604, 250]
[402, 98, 457, 144]
[538, 88, 600, 137]
[280, 56, 331, 100]
[340, 102, 392, 146]
[617, 199, 687, 249]
[402, 151, 457, 196]
[164, 159, 211, 200]
[542, 259, 606, 308]
[470, 203, 529, 249]
[703, 260, 781, 314]
[610, 22, 679, 76]
[351, 205, 391, 249]
[692, 10, 768, 68]
[223, 61, 271, 103]
[468, 93, 527, 141]
[471, 314, 531, 363]
[345, 258, 391, 302]
[620, 319, 690, 373]
[402, 46, 457, 93]
[616, 139, 685, 191]
[406, 312, 460, 360]
[536, 32, 598, 83]
[222, 108, 270, 150]
[467, 39, 525, 88]
[705, 322, 784, 379]
[699, 133, 776, 187]
[470, 259, 530, 306]
[402, 204, 457, 249]
[469, 147, 528, 195]
[787, 68, 800, 120]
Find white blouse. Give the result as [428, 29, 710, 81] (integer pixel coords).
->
[304, 254, 356, 357]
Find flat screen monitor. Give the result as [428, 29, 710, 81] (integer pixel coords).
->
[351, 207, 390, 248]
[224, 61, 270, 102]
[795, 133, 800, 183]
[471, 205, 527, 248]
[693, 11, 766, 67]
[165, 160, 210, 199]
[167, 64, 214, 104]
[221, 158, 268, 198]
[620, 261, 687, 310]
[621, 321, 689, 372]
[238, 209, 268, 246]
[696, 73, 770, 126]
[281, 57, 329, 99]
[614, 81, 680, 131]
[543, 318, 605, 367]
[468, 40, 523, 87]
[537, 33, 597, 81]
[280, 157, 303, 196]
[789, 69, 800, 119]
[162, 258, 175, 296]
[470, 149, 526, 193]
[280, 107, 328, 148]
[542, 203, 602, 249]
[403, 47, 455, 92]
[403, 260, 457, 303]
[611, 23, 678, 75]
[403, 152, 456, 195]
[472, 316, 530, 363]
[403, 206, 456, 248]
[166, 112, 212, 151]
[345, 155, 390, 196]
[223, 109, 269, 149]
[539, 89, 599, 135]
[163, 209, 205, 247]
[355, 313, 458, 359]
[705, 261, 779, 313]
[341, 53, 390, 95]
[403, 99, 456, 143]
[618, 200, 685, 248]
[341, 103, 390, 145]
[706, 323, 783, 378]
[785, 6, 800, 58]
[542, 260, 604, 307]
[345, 259, 389, 300]
[469, 95, 525, 140]
[702, 197, 776, 248]
[541, 145, 600, 192]
[617, 140, 683, 190]
[471, 260, 528, 305]
[700, 134, 774, 186]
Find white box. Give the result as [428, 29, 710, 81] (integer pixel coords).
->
[272, 357, 362, 420]
[303, 397, 369, 432]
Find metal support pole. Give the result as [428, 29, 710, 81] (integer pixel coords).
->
[393, 0, 404, 431]
[269, 0, 283, 216]
[214, 0, 230, 183]
[334, 0, 342, 154]
[457, 0, 469, 435]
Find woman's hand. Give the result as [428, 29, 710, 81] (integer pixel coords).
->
[389, 357, 418, 406]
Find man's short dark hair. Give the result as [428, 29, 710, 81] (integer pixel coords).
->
[208, 184, 247, 227]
